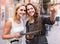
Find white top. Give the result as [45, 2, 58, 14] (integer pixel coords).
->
[6, 18, 26, 44]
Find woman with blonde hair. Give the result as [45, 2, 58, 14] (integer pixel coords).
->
[2, 3, 26, 44]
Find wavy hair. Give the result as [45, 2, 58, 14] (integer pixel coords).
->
[26, 3, 42, 31]
[13, 3, 25, 21]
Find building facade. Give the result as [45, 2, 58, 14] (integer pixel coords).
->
[0, 0, 42, 23]
[0, 0, 13, 23]
[0, 0, 60, 23]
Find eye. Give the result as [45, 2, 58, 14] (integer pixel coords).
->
[24, 10, 26, 12]
[31, 8, 33, 9]
[27, 9, 29, 11]
[27, 7, 33, 11]
[20, 9, 26, 11]
[20, 9, 23, 11]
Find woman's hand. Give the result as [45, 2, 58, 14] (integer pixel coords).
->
[26, 35, 34, 39]
[50, 5, 56, 22]
[50, 5, 56, 14]
[13, 33, 22, 38]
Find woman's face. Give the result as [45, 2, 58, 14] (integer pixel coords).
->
[27, 5, 35, 17]
[17, 6, 26, 17]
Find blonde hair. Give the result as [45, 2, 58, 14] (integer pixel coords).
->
[13, 3, 25, 21]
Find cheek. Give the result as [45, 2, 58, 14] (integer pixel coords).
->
[17, 10, 20, 14]
[17, 11, 19, 14]
[33, 9, 35, 12]
[27, 11, 29, 14]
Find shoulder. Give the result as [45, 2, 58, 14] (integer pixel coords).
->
[5, 18, 13, 27]
[8, 18, 13, 22]
[5, 20, 12, 27]
[3, 20, 12, 32]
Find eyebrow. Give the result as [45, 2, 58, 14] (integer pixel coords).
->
[20, 9, 26, 11]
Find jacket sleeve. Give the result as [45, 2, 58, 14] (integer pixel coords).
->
[41, 17, 55, 25]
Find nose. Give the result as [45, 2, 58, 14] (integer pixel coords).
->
[29, 9, 32, 12]
[22, 10, 26, 15]
[21, 9, 25, 13]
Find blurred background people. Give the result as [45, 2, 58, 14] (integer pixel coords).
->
[47, 3, 60, 44]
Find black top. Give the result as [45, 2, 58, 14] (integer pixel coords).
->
[41, 17, 54, 35]
[26, 17, 55, 36]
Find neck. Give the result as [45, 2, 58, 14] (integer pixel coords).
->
[29, 16, 34, 20]
[16, 15, 21, 21]
[29, 16, 34, 23]
[15, 16, 21, 24]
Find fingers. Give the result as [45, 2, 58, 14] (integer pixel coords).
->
[13, 33, 22, 38]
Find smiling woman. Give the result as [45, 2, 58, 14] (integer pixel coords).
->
[2, 3, 26, 44]
[25, 3, 55, 44]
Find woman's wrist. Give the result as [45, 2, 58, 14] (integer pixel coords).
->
[11, 34, 16, 38]
[12, 33, 21, 38]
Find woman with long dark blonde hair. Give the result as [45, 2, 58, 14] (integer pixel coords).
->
[26, 3, 55, 44]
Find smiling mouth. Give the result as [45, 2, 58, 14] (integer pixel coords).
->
[30, 11, 34, 13]
[20, 13, 25, 15]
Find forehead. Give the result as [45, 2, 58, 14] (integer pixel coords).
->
[27, 5, 34, 9]
[19, 6, 26, 9]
